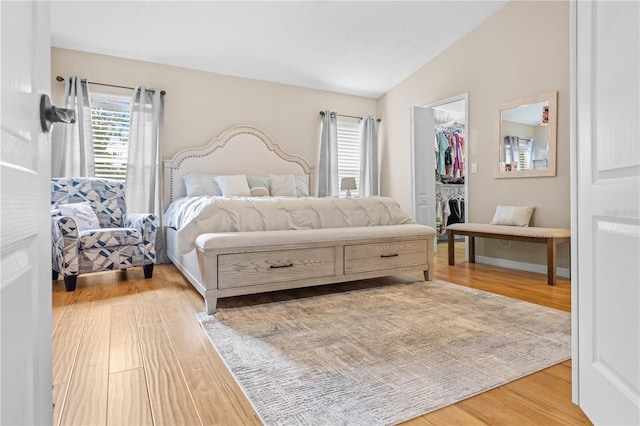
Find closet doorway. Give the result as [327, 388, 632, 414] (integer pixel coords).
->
[411, 93, 468, 255]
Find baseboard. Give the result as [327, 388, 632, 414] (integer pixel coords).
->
[475, 255, 571, 279]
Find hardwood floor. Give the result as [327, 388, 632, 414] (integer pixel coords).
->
[51, 242, 591, 425]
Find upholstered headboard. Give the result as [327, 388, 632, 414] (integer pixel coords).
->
[163, 125, 314, 210]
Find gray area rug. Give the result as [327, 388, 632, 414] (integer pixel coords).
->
[197, 280, 571, 426]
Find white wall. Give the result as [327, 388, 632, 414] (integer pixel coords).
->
[51, 48, 377, 166]
[378, 0, 570, 267]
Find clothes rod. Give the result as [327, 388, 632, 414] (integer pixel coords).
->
[56, 76, 166, 96]
[319, 111, 381, 123]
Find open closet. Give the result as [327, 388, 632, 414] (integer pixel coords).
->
[411, 94, 468, 252]
[433, 104, 466, 241]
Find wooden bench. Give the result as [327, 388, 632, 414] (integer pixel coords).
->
[446, 223, 570, 285]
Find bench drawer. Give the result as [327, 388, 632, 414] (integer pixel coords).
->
[218, 247, 336, 289]
[344, 240, 428, 274]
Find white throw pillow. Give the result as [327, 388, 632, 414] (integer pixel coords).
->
[215, 175, 251, 197]
[58, 202, 100, 231]
[250, 186, 270, 197]
[247, 176, 271, 192]
[294, 175, 310, 197]
[183, 173, 221, 196]
[490, 205, 535, 227]
[270, 175, 297, 197]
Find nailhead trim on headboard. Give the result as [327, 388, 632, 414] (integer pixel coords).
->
[164, 125, 314, 207]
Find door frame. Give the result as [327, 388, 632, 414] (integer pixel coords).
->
[412, 92, 469, 257]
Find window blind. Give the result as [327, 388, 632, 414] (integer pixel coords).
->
[90, 95, 131, 182]
[337, 118, 361, 197]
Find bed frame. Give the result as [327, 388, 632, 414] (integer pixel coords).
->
[164, 125, 435, 313]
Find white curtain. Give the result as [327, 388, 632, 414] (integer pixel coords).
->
[126, 87, 166, 262]
[318, 110, 338, 197]
[359, 116, 378, 196]
[51, 77, 94, 177]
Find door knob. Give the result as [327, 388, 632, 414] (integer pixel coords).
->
[40, 94, 76, 133]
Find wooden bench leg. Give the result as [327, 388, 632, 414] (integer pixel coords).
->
[547, 238, 557, 285]
[448, 230, 455, 265]
[469, 236, 476, 263]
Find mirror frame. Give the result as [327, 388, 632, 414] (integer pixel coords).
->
[495, 91, 558, 178]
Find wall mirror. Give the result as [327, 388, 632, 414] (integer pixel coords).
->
[495, 91, 557, 178]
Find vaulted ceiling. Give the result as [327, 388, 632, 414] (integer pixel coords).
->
[50, 1, 507, 98]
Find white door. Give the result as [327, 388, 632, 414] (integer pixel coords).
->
[411, 106, 436, 252]
[573, 1, 640, 424]
[1, 2, 53, 424]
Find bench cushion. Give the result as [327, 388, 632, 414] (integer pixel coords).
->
[196, 224, 436, 250]
[447, 223, 570, 239]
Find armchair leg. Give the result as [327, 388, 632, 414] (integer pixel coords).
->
[63, 275, 77, 292]
[52, 270, 59, 280]
[143, 264, 154, 279]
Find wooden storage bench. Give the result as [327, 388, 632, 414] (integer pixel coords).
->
[446, 223, 570, 285]
[195, 224, 436, 313]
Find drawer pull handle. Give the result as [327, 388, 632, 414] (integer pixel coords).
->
[270, 263, 294, 269]
[380, 253, 399, 258]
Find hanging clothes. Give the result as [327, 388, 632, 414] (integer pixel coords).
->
[452, 132, 461, 175]
[442, 197, 451, 235]
[452, 132, 466, 178]
[458, 133, 465, 177]
[437, 132, 449, 175]
[446, 197, 465, 226]
[435, 132, 441, 174]
[436, 194, 443, 235]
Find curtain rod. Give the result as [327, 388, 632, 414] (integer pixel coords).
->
[319, 111, 381, 123]
[56, 76, 166, 96]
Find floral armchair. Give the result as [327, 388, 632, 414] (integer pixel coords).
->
[51, 177, 158, 291]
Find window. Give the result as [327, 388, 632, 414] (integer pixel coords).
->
[90, 94, 131, 182]
[337, 118, 361, 197]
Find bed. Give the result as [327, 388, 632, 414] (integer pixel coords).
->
[163, 125, 436, 313]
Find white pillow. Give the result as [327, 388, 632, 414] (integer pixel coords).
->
[250, 186, 270, 197]
[270, 175, 297, 197]
[183, 173, 221, 196]
[58, 202, 100, 231]
[215, 175, 251, 197]
[247, 176, 271, 192]
[490, 205, 535, 227]
[294, 175, 310, 197]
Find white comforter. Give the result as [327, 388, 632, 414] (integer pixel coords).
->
[164, 196, 414, 254]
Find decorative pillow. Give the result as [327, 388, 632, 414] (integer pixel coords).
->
[490, 205, 535, 227]
[58, 202, 100, 231]
[183, 173, 221, 196]
[294, 175, 310, 197]
[270, 175, 297, 197]
[215, 175, 251, 197]
[250, 186, 270, 197]
[246, 176, 271, 192]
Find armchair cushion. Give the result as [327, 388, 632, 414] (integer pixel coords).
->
[79, 228, 141, 249]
